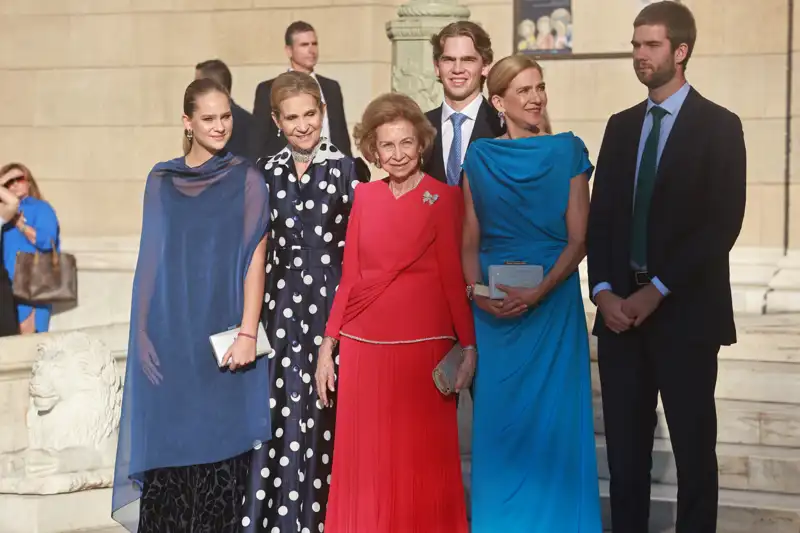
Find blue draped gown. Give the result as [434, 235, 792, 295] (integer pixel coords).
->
[112, 152, 272, 531]
[463, 133, 601, 532]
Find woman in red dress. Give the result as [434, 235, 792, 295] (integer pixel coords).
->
[315, 93, 477, 533]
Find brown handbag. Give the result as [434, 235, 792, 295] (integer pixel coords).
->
[12, 241, 78, 303]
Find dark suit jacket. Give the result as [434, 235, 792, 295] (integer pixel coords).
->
[423, 98, 505, 183]
[227, 100, 254, 161]
[249, 74, 352, 160]
[586, 88, 746, 346]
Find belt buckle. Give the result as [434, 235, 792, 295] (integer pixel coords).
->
[634, 271, 650, 286]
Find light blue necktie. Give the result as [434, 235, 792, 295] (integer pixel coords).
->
[446, 112, 468, 186]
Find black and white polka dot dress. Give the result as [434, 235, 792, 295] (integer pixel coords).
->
[241, 143, 369, 533]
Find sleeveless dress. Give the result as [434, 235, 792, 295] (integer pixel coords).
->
[462, 133, 602, 532]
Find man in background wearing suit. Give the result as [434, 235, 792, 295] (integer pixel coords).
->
[195, 59, 254, 160]
[587, 3, 746, 533]
[249, 21, 352, 159]
[424, 21, 504, 185]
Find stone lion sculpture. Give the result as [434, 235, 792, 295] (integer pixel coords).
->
[0, 331, 122, 494]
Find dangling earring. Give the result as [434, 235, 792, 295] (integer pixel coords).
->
[185, 129, 193, 141]
[277, 128, 282, 137]
[498, 111, 505, 129]
[419, 153, 424, 168]
[375, 158, 382, 169]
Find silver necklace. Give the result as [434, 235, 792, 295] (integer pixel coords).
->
[291, 139, 323, 164]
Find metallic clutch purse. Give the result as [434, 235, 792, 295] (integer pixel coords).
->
[433, 344, 463, 395]
[209, 322, 273, 367]
[487, 264, 544, 299]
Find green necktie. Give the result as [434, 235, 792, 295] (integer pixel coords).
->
[630, 105, 668, 267]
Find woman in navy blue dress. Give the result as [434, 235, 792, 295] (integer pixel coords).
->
[462, 54, 601, 532]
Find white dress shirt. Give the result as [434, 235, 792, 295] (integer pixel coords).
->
[441, 94, 484, 169]
[289, 69, 331, 143]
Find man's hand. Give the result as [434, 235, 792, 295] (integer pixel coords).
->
[595, 291, 634, 334]
[621, 284, 664, 327]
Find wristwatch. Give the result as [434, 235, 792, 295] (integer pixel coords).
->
[466, 283, 475, 301]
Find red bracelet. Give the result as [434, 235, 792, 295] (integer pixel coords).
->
[237, 332, 257, 341]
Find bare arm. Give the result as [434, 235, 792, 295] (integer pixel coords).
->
[500, 173, 590, 311]
[535, 174, 590, 298]
[461, 174, 481, 285]
[242, 236, 268, 335]
[0, 186, 19, 222]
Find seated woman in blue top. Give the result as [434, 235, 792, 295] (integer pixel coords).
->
[0, 163, 60, 334]
[461, 54, 601, 532]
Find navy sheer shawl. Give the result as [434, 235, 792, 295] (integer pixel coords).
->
[112, 152, 272, 531]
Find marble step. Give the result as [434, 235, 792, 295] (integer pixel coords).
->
[593, 398, 800, 448]
[599, 480, 800, 533]
[590, 359, 800, 404]
[596, 436, 800, 495]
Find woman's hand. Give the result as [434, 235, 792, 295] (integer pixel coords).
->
[473, 294, 506, 317]
[315, 338, 337, 407]
[138, 330, 162, 385]
[222, 335, 257, 371]
[496, 284, 542, 319]
[455, 347, 477, 392]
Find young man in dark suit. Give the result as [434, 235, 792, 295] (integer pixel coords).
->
[424, 21, 505, 185]
[586, 3, 746, 533]
[195, 59, 254, 161]
[249, 21, 352, 160]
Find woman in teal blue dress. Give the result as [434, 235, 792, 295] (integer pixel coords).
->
[461, 55, 601, 532]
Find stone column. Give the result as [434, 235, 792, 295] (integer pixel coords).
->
[386, 0, 470, 111]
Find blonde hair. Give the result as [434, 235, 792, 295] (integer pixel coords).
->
[270, 71, 323, 117]
[353, 93, 437, 165]
[0, 162, 43, 200]
[487, 55, 552, 134]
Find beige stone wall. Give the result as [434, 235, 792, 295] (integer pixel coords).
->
[0, 0, 790, 251]
[0, 0, 400, 237]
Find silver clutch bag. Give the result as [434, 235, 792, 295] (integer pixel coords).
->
[486, 264, 544, 299]
[209, 322, 273, 367]
[433, 344, 462, 395]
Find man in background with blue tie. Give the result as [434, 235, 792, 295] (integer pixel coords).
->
[587, 3, 746, 533]
[423, 21, 504, 186]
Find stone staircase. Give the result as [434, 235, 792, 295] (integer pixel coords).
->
[590, 312, 800, 532]
[457, 312, 800, 532]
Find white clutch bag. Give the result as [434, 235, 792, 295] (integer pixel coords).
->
[475, 264, 544, 300]
[209, 322, 273, 367]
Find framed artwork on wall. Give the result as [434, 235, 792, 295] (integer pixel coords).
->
[515, 0, 573, 55]
[514, 0, 681, 61]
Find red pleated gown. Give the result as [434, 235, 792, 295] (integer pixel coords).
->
[323, 174, 475, 533]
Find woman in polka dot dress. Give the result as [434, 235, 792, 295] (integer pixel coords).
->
[241, 72, 369, 533]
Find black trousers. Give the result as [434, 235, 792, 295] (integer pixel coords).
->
[597, 326, 719, 533]
[0, 271, 18, 337]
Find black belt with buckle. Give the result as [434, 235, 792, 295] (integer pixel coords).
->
[632, 270, 651, 286]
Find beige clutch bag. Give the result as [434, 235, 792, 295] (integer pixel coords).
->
[433, 343, 463, 395]
[209, 323, 273, 367]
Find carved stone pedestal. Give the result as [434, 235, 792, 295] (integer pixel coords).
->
[386, 0, 470, 111]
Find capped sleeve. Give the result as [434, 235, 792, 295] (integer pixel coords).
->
[571, 135, 594, 181]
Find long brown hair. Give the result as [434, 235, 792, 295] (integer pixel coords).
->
[182, 78, 230, 155]
[0, 162, 43, 200]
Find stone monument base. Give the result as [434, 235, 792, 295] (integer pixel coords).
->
[0, 488, 123, 533]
